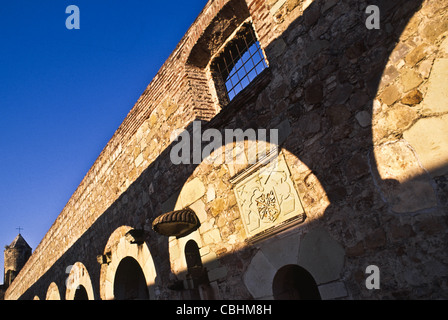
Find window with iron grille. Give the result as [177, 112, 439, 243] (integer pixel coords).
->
[212, 23, 268, 103]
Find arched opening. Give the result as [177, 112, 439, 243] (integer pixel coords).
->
[272, 265, 321, 300]
[65, 262, 95, 300]
[100, 226, 157, 300]
[183, 240, 215, 300]
[184, 240, 205, 299]
[185, 240, 203, 272]
[113, 256, 149, 300]
[74, 285, 88, 300]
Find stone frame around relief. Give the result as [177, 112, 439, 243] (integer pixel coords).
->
[230, 150, 306, 243]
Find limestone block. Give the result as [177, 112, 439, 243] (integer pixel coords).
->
[206, 186, 216, 203]
[421, 59, 448, 113]
[401, 89, 423, 105]
[201, 250, 221, 270]
[135, 153, 144, 167]
[199, 218, 214, 234]
[199, 245, 210, 257]
[176, 177, 206, 209]
[189, 199, 207, 223]
[149, 111, 158, 127]
[207, 266, 228, 282]
[297, 227, 345, 284]
[379, 65, 399, 90]
[210, 197, 226, 217]
[419, 59, 434, 79]
[169, 239, 181, 260]
[389, 43, 411, 64]
[405, 43, 430, 66]
[403, 115, 448, 177]
[202, 228, 222, 246]
[259, 232, 300, 270]
[400, 68, 423, 92]
[385, 104, 419, 132]
[379, 85, 401, 105]
[318, 281, 348, 300]
[373, 140, 437, 212]
[243, 251, 277, 299]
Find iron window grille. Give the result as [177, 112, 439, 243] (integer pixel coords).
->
[212, 24, 268, 102]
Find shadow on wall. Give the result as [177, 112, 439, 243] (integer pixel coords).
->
[15, 0, 448, 300]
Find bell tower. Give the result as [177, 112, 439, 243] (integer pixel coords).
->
[3, 233, 32, 288]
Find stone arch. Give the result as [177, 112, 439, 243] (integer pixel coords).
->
[99, 226, 157, 300]
[65, 262, 95, 300]
[272, 264, 321, 300]
[166, 135, 315, 297]
[46, 282, 61, 300]
[186, 0, 251, 68]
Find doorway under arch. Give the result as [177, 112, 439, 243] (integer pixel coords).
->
[74, 285, 89, 300]
[113, 256, 149, 300]
[272, 265, 321, 300]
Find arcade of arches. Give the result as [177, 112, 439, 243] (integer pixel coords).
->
[37, 226, 321, 300]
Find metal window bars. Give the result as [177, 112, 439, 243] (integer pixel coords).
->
[214, 26, 268, 101]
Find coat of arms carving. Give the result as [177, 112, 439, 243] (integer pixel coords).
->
[255, 190, 280, 222]
[230, 151, 305, 242]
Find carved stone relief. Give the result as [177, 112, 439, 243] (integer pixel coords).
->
[230, 151, 305, 242]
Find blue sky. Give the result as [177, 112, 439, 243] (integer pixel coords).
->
[0, 0, 207, 282]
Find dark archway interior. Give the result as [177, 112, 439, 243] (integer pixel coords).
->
[185, 240, 203, 272]
[273, 265, 321, 300]
[113, 256, 149, 300]
[74, 285, 88, 300]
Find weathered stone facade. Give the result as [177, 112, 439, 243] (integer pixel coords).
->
[5, 0, 448, 300]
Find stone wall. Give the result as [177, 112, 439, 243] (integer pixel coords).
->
[6, 0, 448, 300]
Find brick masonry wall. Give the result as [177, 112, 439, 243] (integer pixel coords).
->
[6, 0, 448, 300]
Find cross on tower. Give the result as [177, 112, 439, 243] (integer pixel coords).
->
[16, 226, 23, 234]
